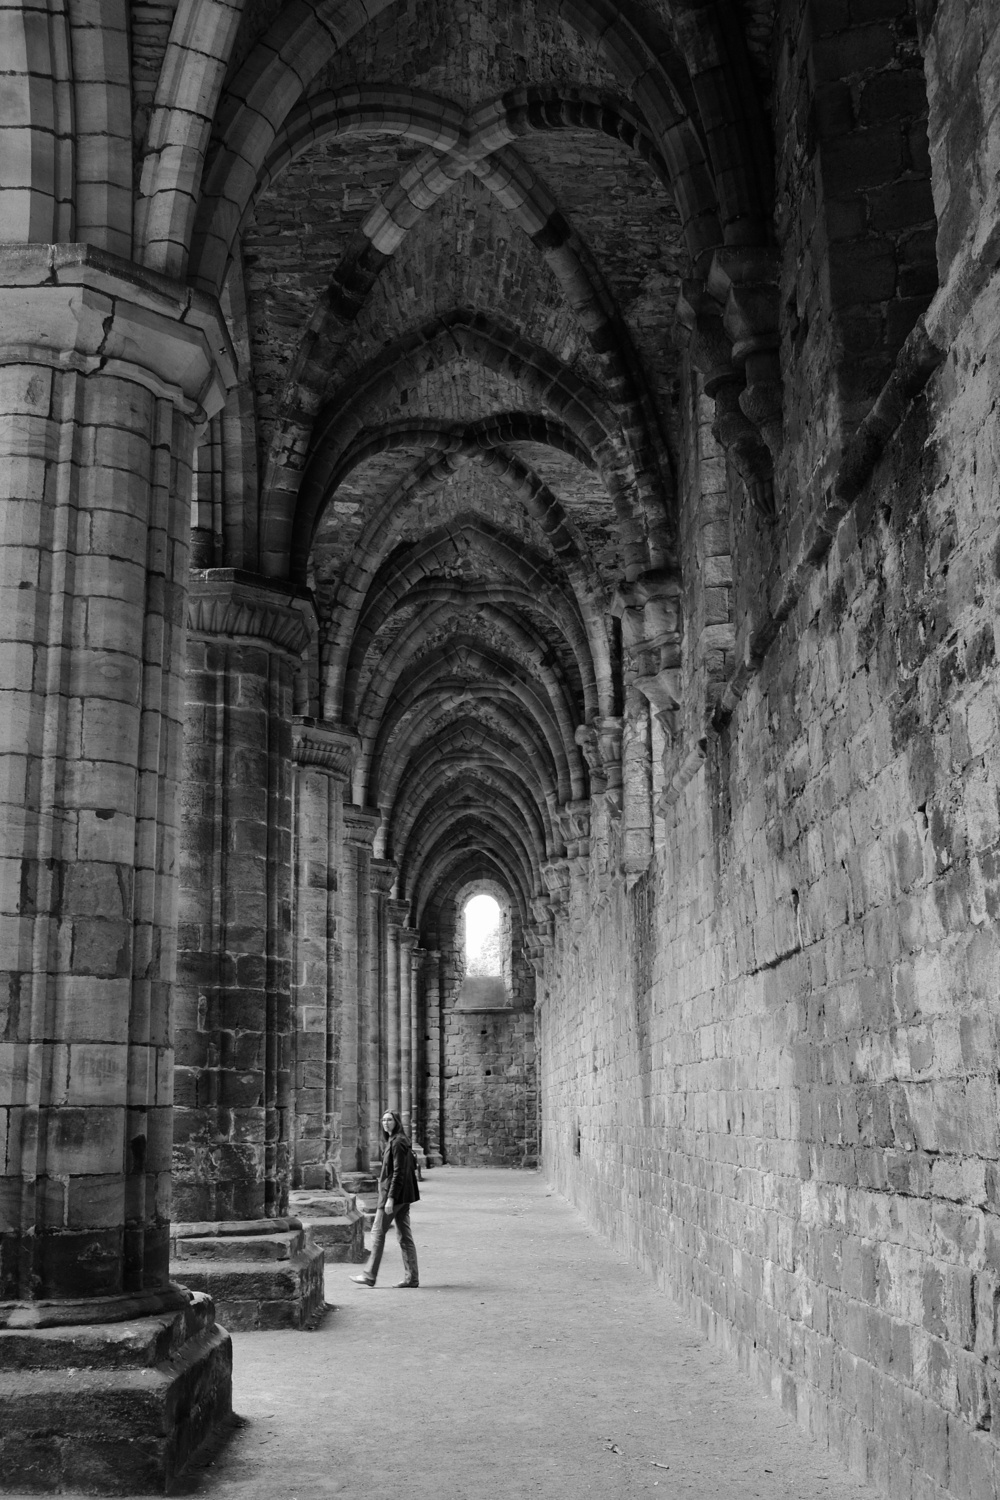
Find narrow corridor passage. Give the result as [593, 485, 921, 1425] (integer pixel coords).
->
[1, 1168, 874, 1499]
[202, 1170, 864, 1500]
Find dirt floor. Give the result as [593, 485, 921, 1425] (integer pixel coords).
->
[181, 1166, 868, 1500]
[8, 1167, 874, 1499]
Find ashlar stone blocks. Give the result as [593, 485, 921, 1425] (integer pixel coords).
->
[171, 571, 324, 1332]
[0, 245, 236, 1492]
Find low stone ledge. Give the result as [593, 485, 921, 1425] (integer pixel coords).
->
[289, 1192, 366, 1263]
[0, 1293, 232, 1494]
[171, 1225, 325, 1332]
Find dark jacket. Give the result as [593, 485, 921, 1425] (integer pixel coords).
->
[378, 1118, 420, 1210]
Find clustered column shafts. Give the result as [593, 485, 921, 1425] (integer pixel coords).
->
[342, 807, 380, 1171]
[290, 720, 359, 1191]
[399, 928, 417, 1138]
[169, 571, 324, 1330]
[410, 946, 426, 1157]
[369, 859, 396, 1154]
[0, 249, 236, 1490]
[423, 951, 444, 1166]
[384, 900, 409, 1116]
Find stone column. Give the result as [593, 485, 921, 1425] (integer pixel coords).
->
[424, 952, 444, 1166]
[285, 723, 365, 1264]
[170, 572, 324, 1331]
[385, 900, 409, 1113]
[340, 806, 379, 1178]
[0, 247, 235, 1489]
[399, 928, 417, 1139]
[369, 861, 396, 1146]
[289, 721, 358, 1191]
[410, 946, 429, 1170]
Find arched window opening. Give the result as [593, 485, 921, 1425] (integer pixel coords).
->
[465, 893, 501, 977]
[454, 885, 513, 1009]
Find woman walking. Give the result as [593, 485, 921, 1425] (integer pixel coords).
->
[351, 1110, 420, 1288]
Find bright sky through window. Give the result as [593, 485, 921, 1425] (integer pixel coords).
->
[465, 894, 501, 976]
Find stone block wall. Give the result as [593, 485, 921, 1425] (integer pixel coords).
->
[443, 1008, 536, 1166]
[540, 12, 1000, 1496]
[542, 279, 1000, 1500]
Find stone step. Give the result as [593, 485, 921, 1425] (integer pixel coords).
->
[0, 1315, 232, 1492]
[172, 1245, 325, 1332]
[0, 1294, 217, 1373]
[303, 1213, 365, 1263]
[353, 1190, 379, 1232]
[173, 1231, 302, 1263]
[289, 1190, 358, 1218]
[340, 1172, 379, 1194]
[172, 1216, 303, 1239]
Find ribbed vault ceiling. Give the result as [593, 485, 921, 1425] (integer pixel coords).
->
[202, 0, 776, 940]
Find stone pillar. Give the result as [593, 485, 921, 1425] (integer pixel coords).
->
[0, 247, 235, 1490]
[622, 685, 654, 882]
[385, 900, 409, 1113]
[290, 721, 358, 1191]
[410, 946, 426, 1163]
[424, 952, 444, 1166]
[285, 723, 365, 1264]
[341, 806, 379, 1176]
[399, 928, 417, 1138]
[369, 861, 396, 1150]
[170, 571, 324, 1331]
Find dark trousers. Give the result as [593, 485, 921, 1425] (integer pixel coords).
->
[366, 1204, 418, 1284]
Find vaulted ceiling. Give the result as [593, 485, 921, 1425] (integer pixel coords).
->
[186, 0, 778, 940]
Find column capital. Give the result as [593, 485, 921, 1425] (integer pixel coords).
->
[541, 859, 570, 905]
[399, 927, 419, 953]
[369, 857, 397, 896]
[343, 804, 381, 850]
[0, 243, 236, 421]
[386, 898, 410, 928]
[186, 569, 317, 657]
[611, 569, 682, 662]
[556, 799, 591, 858]
[292, 718, 360, 780]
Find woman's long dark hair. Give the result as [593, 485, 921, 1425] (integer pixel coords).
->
[381, 1111, 405, 1142]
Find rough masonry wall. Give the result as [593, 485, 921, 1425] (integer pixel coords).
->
[542, 261, 1000, 1499]
[444, 1008, 536, 1167]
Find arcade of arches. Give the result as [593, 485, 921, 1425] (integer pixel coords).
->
[1, 0, 1000, 1495]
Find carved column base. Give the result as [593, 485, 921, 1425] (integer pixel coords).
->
[170, 1219, 324, 1332]
[0, 1292, 232, 1494]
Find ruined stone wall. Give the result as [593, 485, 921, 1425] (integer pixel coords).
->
[541, 10, 1000, 1497]
[544, 313, 1000, 1493]
[436, 899, 537, 1165]
[443, 1008, 537, 1167]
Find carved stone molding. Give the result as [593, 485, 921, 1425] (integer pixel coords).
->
[386, 898, 411, 929]
[0, 243, 236, 422]
[370, 857, 397, 897]
[557, 799, 591, 858]
[343, 804, 381, 851]
[574, 723, 605, 792]
[677, 271, 778, 521]
[293, 718, 360, 779]
[187, 569, 317, 658]
[708, 246, 783, 462]
[530, 895, 552, 929]
[611, 568, 682, 668]
[541, 859, 570, 904]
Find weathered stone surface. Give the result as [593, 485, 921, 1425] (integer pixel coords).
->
[170, 1223, 325, 1332]
[0, 1295, 232, 1494]
[5, 3, 1000, 1497]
